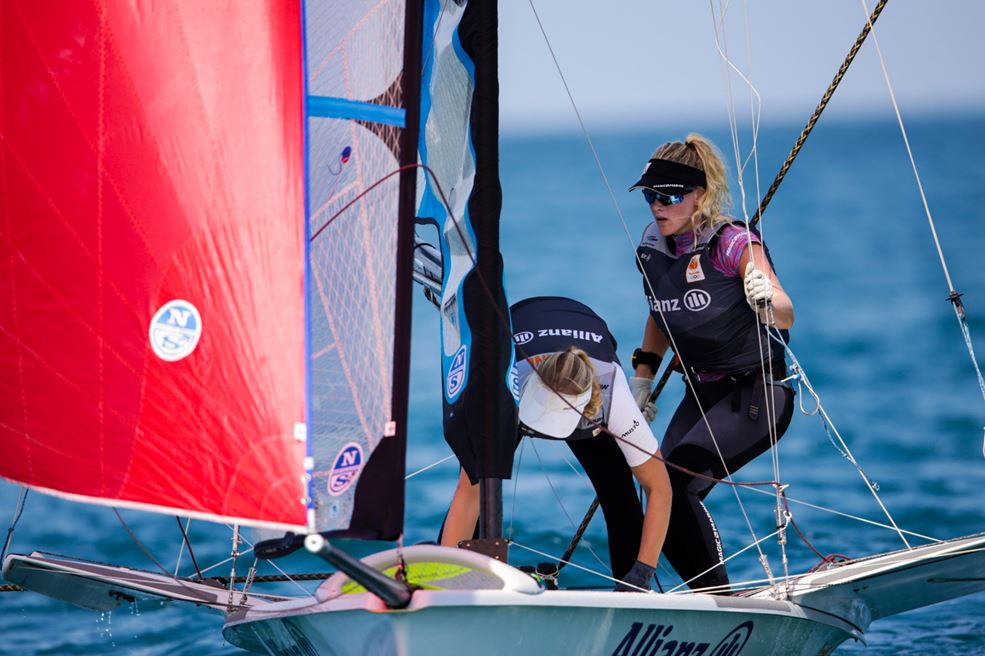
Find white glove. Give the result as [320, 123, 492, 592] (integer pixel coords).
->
[743, 262, 773, 309]
[629, 376, 658, 423]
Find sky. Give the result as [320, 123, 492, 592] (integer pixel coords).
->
[498, 1, 985, 133]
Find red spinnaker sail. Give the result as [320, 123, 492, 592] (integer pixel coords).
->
[0, 1, 307, 530]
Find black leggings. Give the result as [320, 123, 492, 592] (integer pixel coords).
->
[439, 433, 643, 581]
[567, 435, 642, 581]
[660, 375, 794, 591]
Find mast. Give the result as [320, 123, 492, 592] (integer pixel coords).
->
[417, 0, 516, 555]
[465, 0, 508, 543]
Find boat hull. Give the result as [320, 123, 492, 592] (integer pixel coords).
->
[223, 589, 855, 655]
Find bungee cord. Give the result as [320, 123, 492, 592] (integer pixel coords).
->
[856, 0, 985, 456]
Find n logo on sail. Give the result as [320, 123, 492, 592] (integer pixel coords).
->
[149, 300, 203, 362]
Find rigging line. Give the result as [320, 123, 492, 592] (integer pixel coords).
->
[1, 487, 28, 565]
[526, 0, 767, 572]
[558, 497, 600, 571]
[751, 0, 890, 226]
[112, 508, 176, 578]
[528, 440, 610, 572]
[559, 451, 589, 481]
[219, 527, 314, 598]
[509, 540, 642, 591]
[709, 0, 782, 583]
[858, 0, 985, 448]
[667, 523, 786, 593]
[710, 0, 766, 223]
[508, 437, 527, 541]
[766, 329, 912, 548]
[562, 356, 678, 571]
[405, 454, 456, 480]
[314, 161, 516, 387]
[174, 517, 188, 577]
[174, 516, 203, 579]
[739, 479, 939, 543]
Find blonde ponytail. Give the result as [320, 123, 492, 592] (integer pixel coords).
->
[651, 133, 732, 231]
[536, 347, 602, 419]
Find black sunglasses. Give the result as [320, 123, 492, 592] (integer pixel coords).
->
[642, 187, 695, 206]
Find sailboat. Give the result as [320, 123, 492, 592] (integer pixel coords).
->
[2, 1, 984, 654]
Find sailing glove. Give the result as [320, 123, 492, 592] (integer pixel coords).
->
[614, 560, 656, 592]
[743, 263, 773, 308]
[629, 376, 657, 423]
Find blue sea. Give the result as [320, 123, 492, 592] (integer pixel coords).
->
[3, 114, 985, 654]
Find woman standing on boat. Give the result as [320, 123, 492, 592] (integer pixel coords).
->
[628, 134, 795, 592]
[442, 296, 672, 592]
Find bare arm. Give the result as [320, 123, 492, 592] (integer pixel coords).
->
[630, 457, 672, 568]
[739, 243, 794, 329]
[440, 468, 479, 547]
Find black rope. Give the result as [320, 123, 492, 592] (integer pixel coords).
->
[175, 517, 204, 580]
[752, 0, 890, 226]
[112, 509, 173, 578]
[206, 572, 335, 585]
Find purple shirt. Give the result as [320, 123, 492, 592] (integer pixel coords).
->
[671, 224, 759, 277]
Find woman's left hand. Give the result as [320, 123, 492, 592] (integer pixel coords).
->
[743, 263, 773, 308]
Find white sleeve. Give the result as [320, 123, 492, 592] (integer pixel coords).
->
[607, 373, 660, 468]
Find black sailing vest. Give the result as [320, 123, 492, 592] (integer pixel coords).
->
[636, 220, 787, 376]
[511, 296, 620, 441]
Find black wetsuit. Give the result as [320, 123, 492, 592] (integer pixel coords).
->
[637, 221, 795, 590]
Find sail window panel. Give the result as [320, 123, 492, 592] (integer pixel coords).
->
[306, 113, 400, 531]
[305, 0, 405, 104]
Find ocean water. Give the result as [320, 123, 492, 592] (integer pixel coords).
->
[2, 113, 985, 654]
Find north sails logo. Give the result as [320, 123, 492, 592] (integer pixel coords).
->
[327, 442, 364, 496]
[446, 345, 468, 398]
[611, 621, 753, 656]
[149, 299, 202, 362]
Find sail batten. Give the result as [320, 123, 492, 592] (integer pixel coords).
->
[307, 96, 407, 126]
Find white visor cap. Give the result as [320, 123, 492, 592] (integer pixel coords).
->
[518, 374, 592, 438]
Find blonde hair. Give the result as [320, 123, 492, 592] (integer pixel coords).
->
[651, 133, 732, 233]
[536, 347, 603, 419]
